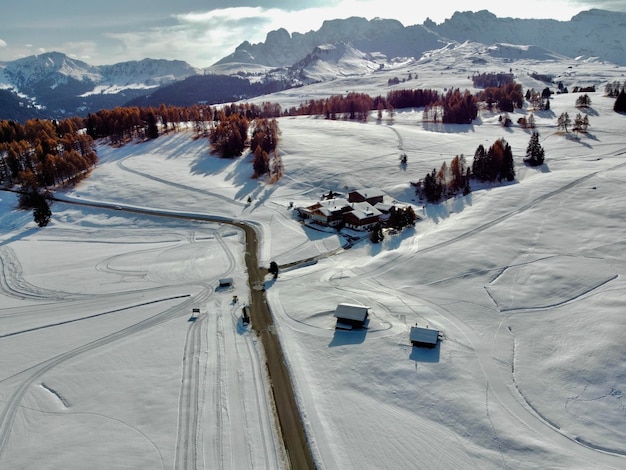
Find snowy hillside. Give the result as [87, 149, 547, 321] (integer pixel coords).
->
[1, 44, 625, 469]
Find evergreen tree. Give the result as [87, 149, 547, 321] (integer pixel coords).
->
[33, 192, 52, 227]
[268, 261, 279, 279]
[524, 132, 545, 166]
[614, 89, 626, 113]
[501, 141, 515, 181]
[472, 145, 487, 181]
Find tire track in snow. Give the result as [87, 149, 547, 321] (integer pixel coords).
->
[0, 292, 204, 461]
[0, 246, 88, 301]
[175, 309, 207, 470]
[359, 276, 626, 467]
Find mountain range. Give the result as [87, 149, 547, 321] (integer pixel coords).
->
[1, 9, 625, 122]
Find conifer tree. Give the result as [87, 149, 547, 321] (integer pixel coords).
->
[33, 192, 52, 227]
[614, 89, 626, 113]
[524, 132, 545, 166]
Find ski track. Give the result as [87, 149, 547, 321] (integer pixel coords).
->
[360, 277, 626, 468]
[0, 246, 87, 301]
[0, 292, 204, 460]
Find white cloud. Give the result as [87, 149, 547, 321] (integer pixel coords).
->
[0, 39, 7, 48]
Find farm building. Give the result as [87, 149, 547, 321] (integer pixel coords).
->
[334, 303, 369, 330]
[348, 188, 384, 205]
[343, 203, 382, 231]
[410, 326, 439, 348]
[219, 278, 234, 288]
[297, 198, 353, 228]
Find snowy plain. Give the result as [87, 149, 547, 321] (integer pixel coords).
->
[1, 45, 626, 469]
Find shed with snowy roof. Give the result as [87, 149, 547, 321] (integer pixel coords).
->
[334, 303, 370, 330]
[410, 326, 439, 348]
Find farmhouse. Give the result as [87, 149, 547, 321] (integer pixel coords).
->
[343, 203, 382, 231]
[297, 187, 389, 231]
[297, 198, 352, 228]
[410, 326, 439, 348]
[348, 188, 384, 205]
[334, 303, 369, 330]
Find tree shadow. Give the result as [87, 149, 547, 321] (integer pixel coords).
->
[422, 122, 476, 134]
[565, 133, 593, 149]
[0, 226, 39, 247]
[581, 107, 599, 117]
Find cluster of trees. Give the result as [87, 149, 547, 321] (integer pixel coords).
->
[369, 205, 419, 244]
[0, 118, 98, 226]
[250, 118, 283, 180]
[85, 101, 285, 145]
[387, 205, 418, 230]
[575, 94, 592, 108]
[472, 139, 515, 183]
[417, 154, 471, 203]
[472, 73, 515, 88]
[572, 113, 590, 133]
[290, 87, 479, 125]
[0, 118, 97, 188]
[415, 132, 549, 204]
[209, 113, 250, 158]
[288, 93, 375, 121]
[605, 81, 625, 97]
[525, 88, 551, 111]
[440, 89, 478, 124]
[208, 113, 283, 180]
[386, 88, 439, 110]
[476, 83, 524, 112]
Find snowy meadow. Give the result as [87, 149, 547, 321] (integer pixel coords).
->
[1, 50, 626, 469]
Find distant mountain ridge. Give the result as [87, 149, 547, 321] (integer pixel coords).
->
[0, 52, 200, 120]
[215, 9, 626, 71]
[0, 9, 625, 121]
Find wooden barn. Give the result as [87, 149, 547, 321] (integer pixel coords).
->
[334, 303, 369, 330]
[410, 326, 439, 348]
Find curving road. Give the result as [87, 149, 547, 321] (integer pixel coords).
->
[44, 194, 316, 470]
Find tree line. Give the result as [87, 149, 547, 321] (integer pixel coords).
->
[0, 117, 99, 226]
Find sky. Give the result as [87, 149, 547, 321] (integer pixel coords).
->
[0, 0, 623, 67]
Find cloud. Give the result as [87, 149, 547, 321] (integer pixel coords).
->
[106, 6, 333, 67]
[0, 39, 7, 48]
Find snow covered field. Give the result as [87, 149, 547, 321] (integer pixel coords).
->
[1, 49, 625, 469]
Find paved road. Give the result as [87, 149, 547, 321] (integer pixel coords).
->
[232, 222, 316, 470]
[42, 194, 317, 470]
